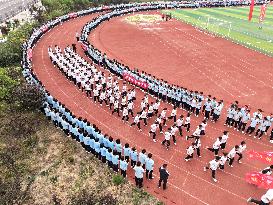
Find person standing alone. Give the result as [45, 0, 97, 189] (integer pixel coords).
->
[158, 164, 170, 190]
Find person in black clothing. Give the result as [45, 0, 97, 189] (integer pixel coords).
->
[158, 164, 170, 190]
[72, 43, 76, 52]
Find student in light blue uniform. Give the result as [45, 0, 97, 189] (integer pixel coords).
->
[108, 136, 115, 150]
[119, 156, 128, 177]
[133, 161, 145, 188]
[100, 144, 107, 163]
[112, 150, 119, 172]
[145, 153, 154, 180]
[123, 143, 131, 162]
[115, 139, 122, 158]
[130, 147, 138, 168]
[139, 149, 147, 169]
[106, 148, 113, 168]
[94, 138, 101, 158]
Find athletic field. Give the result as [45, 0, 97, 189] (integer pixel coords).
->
[164, 6, 273, 56]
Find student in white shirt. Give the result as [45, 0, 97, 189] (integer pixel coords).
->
[255, 117, 268, 139]
[238, 109, 250, 133]
[225, 105, 235, 127]
[261, 165, 273, 175]
[236, 141, 246, 164]
[170, 124, 178, 145]
[161, 129, 171, 150]
[204, 156, 220, 182]
[176, 115, 184, 136]
[168, 106, 177, 122]
[122, 107, 129, 122]
[149, 122, 159, 142]
[247, 189, 273, 205]
[220, 131, 229, 150]
[200, 120, 207, 136]
[160, 108, 167, 126]
[186, 125, 202, 140]
[194, 136, 201, 158]
[185, 142, 195, 161]
[112, 100, 120, 117]
[227, 145, 240, 167]
[219, 153, 228, 170]
[127, 100, 134, 117]
[206, 137, 222, 156]
[133, 161, 145, 188]
[130, 114, 141, 131]
[140, 108, 148, 126]
[184, 113, 191, 132]
[246, 116, 260, 136]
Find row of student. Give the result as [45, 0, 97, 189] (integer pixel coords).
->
[48, 45, 273, 146]
[225, 103, 273, 142]
[81, 11, 273, 131]
[81, 44, 273, 144]
[48, 45, 272, 156]
[43, 94, 158, 188]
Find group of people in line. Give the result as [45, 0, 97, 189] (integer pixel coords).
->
[47, 44, 273, 187]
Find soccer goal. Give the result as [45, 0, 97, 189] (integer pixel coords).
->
[197, 16, 232, 37]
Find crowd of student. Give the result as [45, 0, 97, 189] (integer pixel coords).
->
[43, 93, 156, 188]
[47, 44, 273, 187]
[22, 1, 273, 200]
[80, 0, 273, 146]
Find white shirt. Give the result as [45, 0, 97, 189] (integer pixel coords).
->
[164, 132, 171, 140]
[220, 134, 229, 144]
[209, 160, 219, 170]
[150, 124, 158, 132]
[186, 146, 194, 155]
[237, 144, 246, 153]
[213, 138, 221, 149]
[140, 111, 147, 119]
[228, 148, 237, 158]
[219, 156, 228, 165]
[177, 118, 183, 127]
[185, 117, 190, 124]
[261, 189, 273, 203]
[134, 115, 140, 123]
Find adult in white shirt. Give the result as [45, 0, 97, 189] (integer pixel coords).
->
[247, 189, 273, 205]
[204, 156, 220, 182]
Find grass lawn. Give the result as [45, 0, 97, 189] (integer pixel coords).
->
[163, 6, 273, 56]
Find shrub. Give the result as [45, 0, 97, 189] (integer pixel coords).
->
[112, 174, 125, 186]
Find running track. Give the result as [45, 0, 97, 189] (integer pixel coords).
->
[90, 11, 273, 114]
[32, 12, 272, 205]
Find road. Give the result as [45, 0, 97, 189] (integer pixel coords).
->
[0, 0, 37, 22]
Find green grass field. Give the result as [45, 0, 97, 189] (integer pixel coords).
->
[163, 6, 273, 56]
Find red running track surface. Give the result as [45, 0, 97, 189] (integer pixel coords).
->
[89, 11, 273, 114]
[32, 12, 272, 205]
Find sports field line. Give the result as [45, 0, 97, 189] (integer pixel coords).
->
[169, 24, 273, 86]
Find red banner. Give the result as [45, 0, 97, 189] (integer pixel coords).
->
[248, 0, 255, 21]
[248, 150, 273, 164]
[246, 172, 273, 189]
[27, 49, 32, 60]
[259, 4, 267, 23]
[123, 73, 148, 90]
[68, 13, 77, 19]
[81, 42, 88, 51]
